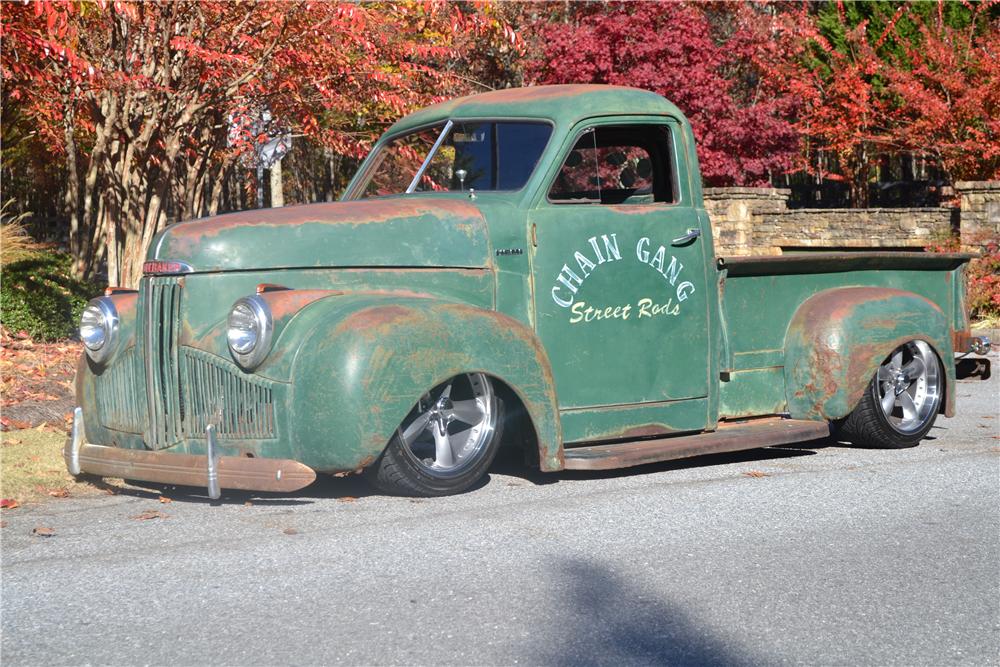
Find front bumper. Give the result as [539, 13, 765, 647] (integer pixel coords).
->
[64, 408, 315, 497]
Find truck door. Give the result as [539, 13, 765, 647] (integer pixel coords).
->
[528, 121, 711, 441]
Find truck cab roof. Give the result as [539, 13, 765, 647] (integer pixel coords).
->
[386, 84, 688, 137]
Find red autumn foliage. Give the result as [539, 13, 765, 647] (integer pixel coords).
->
[1, 1, 517, 287]
[764, 2, 1000, 205]
[526, 2, 800, 187]
[926, 236, 1000, 322]
[884, 14, 1000, 182]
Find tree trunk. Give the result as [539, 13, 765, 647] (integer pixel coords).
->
[62, 94, 83, 278]
[269, 161, 284, 208]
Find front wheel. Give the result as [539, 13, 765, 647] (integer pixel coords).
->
[366, 373, 503, 496]
[840, 340, 943, 448]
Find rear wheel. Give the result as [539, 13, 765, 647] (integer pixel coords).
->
[366, 373, 503, 496]
[840, 340, 943, 448]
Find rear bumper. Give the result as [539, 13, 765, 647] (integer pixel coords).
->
[953, 332, 992, 356]
[64, 408, 315, 496]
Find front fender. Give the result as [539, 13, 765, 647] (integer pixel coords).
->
[285, 295, 562, 473]
[784, 287, 955, 421]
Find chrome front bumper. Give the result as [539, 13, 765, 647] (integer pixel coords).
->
[64, 408, 316, 498]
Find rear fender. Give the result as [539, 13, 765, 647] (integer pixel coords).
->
[784, 287, 955, 421]
[287, 295, 562, 473]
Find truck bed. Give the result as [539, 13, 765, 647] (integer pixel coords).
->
[716, 251, 975, 419]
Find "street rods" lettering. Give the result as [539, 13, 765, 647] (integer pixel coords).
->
[550, 234, 696, 309]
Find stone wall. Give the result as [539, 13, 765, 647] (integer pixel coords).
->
[702, 188, 788, 256]
[702, 185, 993, 256]
[955, 181, 1000, 245]
[766, 208, 953, 251]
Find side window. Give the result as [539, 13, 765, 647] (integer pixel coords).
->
[548, 125, 674, 205]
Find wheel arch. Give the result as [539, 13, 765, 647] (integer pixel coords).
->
[783, 287, 956, 421]
[286, 295, 563, 473]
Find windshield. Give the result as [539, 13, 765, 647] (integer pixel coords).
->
[357, 121, 552, 198]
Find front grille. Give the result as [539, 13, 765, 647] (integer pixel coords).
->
[183, 348, 275, 439]
[142, 276, 184, 449]
[131, 275, 277, 446]
[95, 345, 146, 433]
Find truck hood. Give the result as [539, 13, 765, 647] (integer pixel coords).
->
[148, 199, 490, 272]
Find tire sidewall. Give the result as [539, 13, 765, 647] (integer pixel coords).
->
[378, 396, 505, 496]
[868, 350, 943, 446]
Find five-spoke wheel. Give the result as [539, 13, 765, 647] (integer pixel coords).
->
[841, 340, 943, 448]
[366, 373, 503, 496]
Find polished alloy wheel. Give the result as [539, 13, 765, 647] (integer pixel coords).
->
[396, 373, 497, 478]
[872, 340, 942, 435]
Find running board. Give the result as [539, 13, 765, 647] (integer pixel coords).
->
[562, 418, 831, 471]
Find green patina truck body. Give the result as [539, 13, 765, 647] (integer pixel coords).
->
[67, 85, 991, 497]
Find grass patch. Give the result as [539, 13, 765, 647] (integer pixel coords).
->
[971, 315, 1000, 332]
[0, 428, 119, 504]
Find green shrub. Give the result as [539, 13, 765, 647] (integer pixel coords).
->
[0, 251, 103, 341]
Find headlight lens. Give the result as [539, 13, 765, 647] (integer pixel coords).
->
[226, 295, 273, 369]
[80, 297, 119, 363]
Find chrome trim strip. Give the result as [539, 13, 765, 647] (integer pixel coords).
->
[143, 278, 159, 447]
[406, 119, 453, 194]
[206, 424, 220, 500]
[64, 407, 84, 476]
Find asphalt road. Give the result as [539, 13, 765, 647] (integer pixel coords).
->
[3, 357, 998, 666]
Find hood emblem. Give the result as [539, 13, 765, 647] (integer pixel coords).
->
[143, 260, 194, 275]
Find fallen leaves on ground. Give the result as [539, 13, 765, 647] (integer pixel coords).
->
[743, 470, 770, 478]
[131, 510, 168, 521]
[283, 527, 298, 535]
[47, 488, 69, 498]
[1, 499, 21, 509]
[158, 496, 172, 504]
[0, 327, 79, 429]
[337, 496, 357, 503]
[31, 526, 55, 537]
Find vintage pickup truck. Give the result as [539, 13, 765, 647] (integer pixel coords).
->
[67, 84, 991, 497]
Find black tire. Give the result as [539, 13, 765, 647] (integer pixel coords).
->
[366, 374, 504, 497]
[840, 340, 943, 449]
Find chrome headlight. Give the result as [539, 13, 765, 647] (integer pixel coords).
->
[227, 295, 273, 370]
[80, 297, 119, 363]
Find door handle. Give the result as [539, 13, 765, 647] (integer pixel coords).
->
[671, 228, 701, 246]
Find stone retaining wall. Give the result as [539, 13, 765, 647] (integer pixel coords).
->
[704, 183, 999, 256]
[955, 181, 1000, 245]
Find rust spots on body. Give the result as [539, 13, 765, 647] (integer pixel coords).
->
[608, 424, 675, 440]
[161, 199, 485, 244]
[262, 289, 342, 320]
[337, 305, 420, 334]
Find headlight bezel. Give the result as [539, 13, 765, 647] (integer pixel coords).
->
[80, 297, 119, 364]
[226, 295, 273, 370]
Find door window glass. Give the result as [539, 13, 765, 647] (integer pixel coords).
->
[548, 126, 674, 205]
